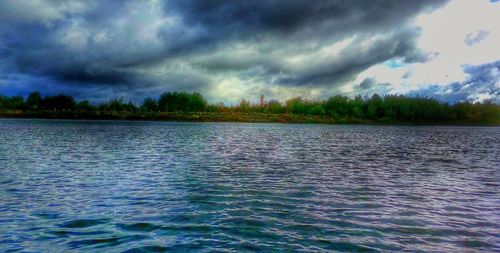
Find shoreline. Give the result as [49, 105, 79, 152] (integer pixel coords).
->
[1, 111, 498, 126]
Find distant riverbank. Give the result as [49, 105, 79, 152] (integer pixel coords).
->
[1, 91, 499, 125]
[0, 110, 339, 124]
[1, 110, 499, 126]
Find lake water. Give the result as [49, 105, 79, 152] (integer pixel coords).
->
[0, 119, 499, 252]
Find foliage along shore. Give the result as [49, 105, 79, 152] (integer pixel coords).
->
[0, 91, 499, 125]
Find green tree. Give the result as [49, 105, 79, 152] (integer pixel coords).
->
[27, 92, 41, 110]
[265, 99, 285, 114]
[325, 95, 349, 118]
[188, 92, 207, 112]
[1, 96, 26, 110]
[159, 92, 207, 112]
[77, 100, 94, 112]
[41, 95, 76, 111]
[141, 97, 158, 112]
[238, 98, 250, 112]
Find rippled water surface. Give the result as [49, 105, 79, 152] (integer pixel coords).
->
[0, 119, 499, 252]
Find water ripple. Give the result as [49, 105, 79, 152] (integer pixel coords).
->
[0, 120, 499, 252]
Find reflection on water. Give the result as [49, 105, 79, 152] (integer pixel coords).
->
[0, 119, 499, 252]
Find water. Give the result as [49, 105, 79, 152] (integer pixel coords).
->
[0, 119, 498, 252]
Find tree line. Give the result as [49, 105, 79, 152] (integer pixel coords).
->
[0, 91, 498, 124]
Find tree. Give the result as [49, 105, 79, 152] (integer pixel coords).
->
[77, 100, 94, 112]
[41, 95, 76, 111]
[0, 95, 26, 110]
[141, 97, 158, 112]
[237, 98, 250, 112]
[27, 92, 41, 110]
[265, 99, 285, 114]
[187, 92, 207, 112]
[365, 93, 383, 119]
[285, 97, 305, 114]
[158, 92, 207, 112]
[124, 101, 138, 112]
[325, 95, 349, 118]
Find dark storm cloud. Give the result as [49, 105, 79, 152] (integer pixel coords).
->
[409, 61, 500, 103]
[168, 0, 445, 39]
[193, 54, 281, 73]
[0, 0, 448, 100]
[359, 78, 377, 90]
[169, 0, 448, 85]
[354, 77, 391, 94]
[274, 29, 426, 87]
[1, 1, 167, 87]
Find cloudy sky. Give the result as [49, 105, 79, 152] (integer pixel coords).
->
[0, 0, 498, 104]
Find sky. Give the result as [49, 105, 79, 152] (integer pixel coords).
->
[0, 0, 499, 104]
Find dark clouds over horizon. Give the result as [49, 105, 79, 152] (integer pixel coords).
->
[0, 0, 498, 103]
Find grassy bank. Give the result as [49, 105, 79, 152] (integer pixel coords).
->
[2, 110, 499, 126]
[0, 110, 339, 124]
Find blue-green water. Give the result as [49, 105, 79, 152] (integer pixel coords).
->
[0, 119, 499, 252]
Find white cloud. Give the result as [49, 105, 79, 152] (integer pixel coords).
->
[412, 0, 500, 79]
[351, 0, 500, 96]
